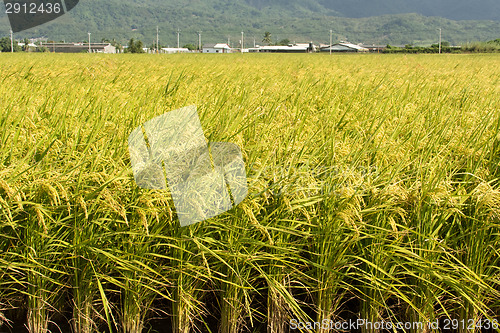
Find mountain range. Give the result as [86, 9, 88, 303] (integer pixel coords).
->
[245, 0, 500, 21]
[0, 0, 499, 46]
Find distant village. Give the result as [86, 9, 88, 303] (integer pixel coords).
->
[4, 35, 495, 54]
[202, 42, 383, 53]
[10, 40, 387, 54]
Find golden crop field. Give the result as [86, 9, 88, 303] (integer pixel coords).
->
[0, 53, 499, 333]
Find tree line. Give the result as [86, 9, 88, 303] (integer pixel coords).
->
[1, 35, 499, 53]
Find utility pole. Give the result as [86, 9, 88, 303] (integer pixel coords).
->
[177, 28, 180, 52]
[197, 31, 202, 52]
[88, 32, 91, 53]
[253, 36, 256, 48]
[227, 36, 230, 47]
[329, 29, 332, 55]
[10, 30, 13, 53]
[438, 28, 442, 54]
[156, 26, 159, 54]
[241, 31, 244, 53]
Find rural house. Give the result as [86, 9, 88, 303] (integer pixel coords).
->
[203, 43, 232, 53]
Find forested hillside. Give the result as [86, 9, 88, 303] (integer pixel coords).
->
[0, 0, 498, 45]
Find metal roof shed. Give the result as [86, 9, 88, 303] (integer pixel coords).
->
[321, 43, 369, 52]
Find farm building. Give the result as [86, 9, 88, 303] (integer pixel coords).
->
[249, 42, 315, 53]
[203, 43, 232, 53]
[359, 45, 387, 52]
[160, 48, 191, 54]
[320, 43, 369, 53]
[17, 42, 38, 51]
[42, 43, 117, 53]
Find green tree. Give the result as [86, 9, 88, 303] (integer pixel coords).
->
[0, 37, 21, 52]
[262, 32, 272, 45]
[125, 38, 145, 53]
[278, 38, 290, 46]
[134, 39, 144, 53]
[183, 43, 196, 51]
[22, 38, 30, 51]
[125, 38, 135, 53]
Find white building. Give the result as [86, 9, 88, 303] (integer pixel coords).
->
[17, 42, 38, 51]
[18, 42, 38, 48]
[249, 43, 315, 53]
[320, 43, 369, 53]
[160, 47, 191, 54]
[40, 43, 116, 53]
[203, 43, 232, 53]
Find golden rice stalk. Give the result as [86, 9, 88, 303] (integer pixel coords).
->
[78, 196, 88, 220]
[0, 179, 14, 198]
[54, 182, 71, 214]
[44, 183, 61, 207]
[144, 197, 159, 225]
[31, 181, 61, 207]
[0, 179, 23, 211]
[472, 182, 500, 220]
[136, 208, 149, 235]
[34, 206, 47, 234]
[101, 188, 128, 225]
[0, 196, 13, 223]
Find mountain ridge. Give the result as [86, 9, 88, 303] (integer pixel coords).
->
[316, 0, 500, 21]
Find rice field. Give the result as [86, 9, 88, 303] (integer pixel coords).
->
[0, 52, 499, 333]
